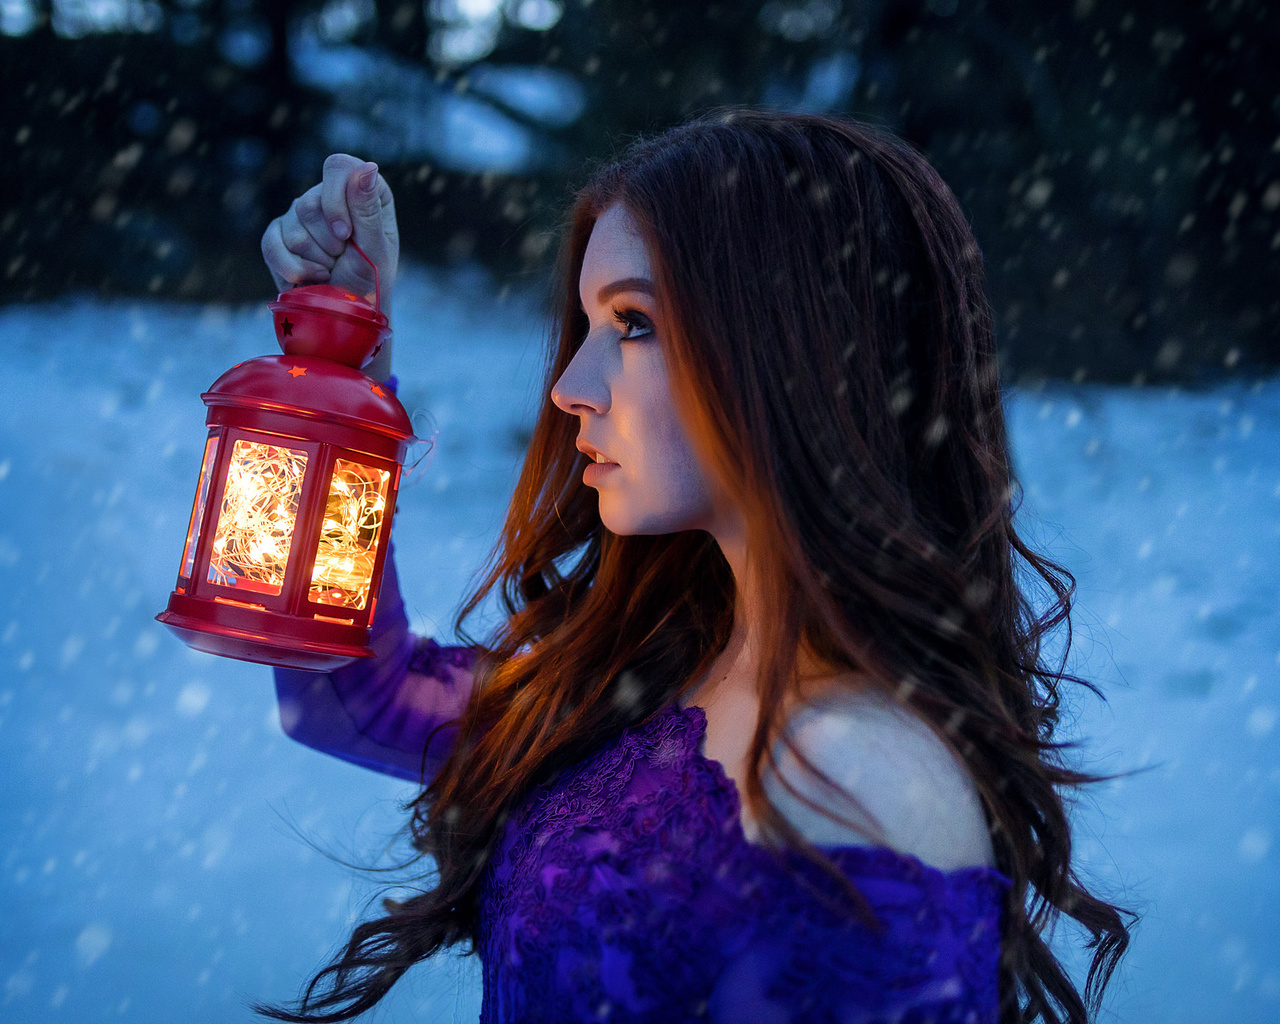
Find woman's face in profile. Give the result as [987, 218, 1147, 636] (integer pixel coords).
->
[551, 204, 723, 538]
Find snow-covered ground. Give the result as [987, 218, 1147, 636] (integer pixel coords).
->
[0, 265, 1276, 1022]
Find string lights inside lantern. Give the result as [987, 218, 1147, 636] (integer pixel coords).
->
[157, 244, 415, 670]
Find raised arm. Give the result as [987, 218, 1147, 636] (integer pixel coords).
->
[273, 538, 481, 784]
[262, 155, 480, 784]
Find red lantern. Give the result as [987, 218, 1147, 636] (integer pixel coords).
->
[157, 246, 414, 670]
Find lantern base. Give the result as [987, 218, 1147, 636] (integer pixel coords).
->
[157, 595, 374, 671]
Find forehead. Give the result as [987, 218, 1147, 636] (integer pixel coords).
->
[579, 204, 652, 305]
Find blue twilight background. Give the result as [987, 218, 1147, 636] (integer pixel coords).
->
[0, 267, 1278, 1021]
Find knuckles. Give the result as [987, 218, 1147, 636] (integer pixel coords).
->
[322, 152, 362, 173]
[290, 191, 325, 225]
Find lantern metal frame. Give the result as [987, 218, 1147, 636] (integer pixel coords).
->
[158, 248, 413, 671]
[161, 431, 400, 667]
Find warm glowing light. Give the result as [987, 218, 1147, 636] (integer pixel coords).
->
[309, 459, 391, 610]
[207, 440, 308, 595]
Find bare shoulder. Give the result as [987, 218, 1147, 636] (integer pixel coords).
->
[764, 684, 996, 871]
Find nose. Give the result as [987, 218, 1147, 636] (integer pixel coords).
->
[550, 334, 610, 415]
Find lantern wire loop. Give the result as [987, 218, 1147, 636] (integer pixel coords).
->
[346, 240, 381, 316]
[401, 407, 439, 488]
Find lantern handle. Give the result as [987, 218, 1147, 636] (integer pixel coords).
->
[347, 240, 381, 316]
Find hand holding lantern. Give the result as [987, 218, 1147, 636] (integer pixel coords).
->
[262, 154, 399, 374]
[156, 242, 415, 670]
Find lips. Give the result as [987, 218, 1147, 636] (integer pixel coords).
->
[576, 440, 617, 465]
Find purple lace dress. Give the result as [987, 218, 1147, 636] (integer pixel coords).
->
[274, 548, 1012, 1023]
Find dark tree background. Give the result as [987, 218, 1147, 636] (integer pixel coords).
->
[2, 0, 1276, 385]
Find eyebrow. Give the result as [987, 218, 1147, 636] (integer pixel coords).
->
[582, 277, 655, 308]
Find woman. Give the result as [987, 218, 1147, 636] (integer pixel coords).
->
[259, 109, 1133, 1023]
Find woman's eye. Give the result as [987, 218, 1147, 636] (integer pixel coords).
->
[612, 308, 654, 341]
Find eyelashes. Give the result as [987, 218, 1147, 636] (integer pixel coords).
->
[612, 307, 654, 341]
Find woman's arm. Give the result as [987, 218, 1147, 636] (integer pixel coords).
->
[263, 156, 474, 782]
[273, 539, 480, 784]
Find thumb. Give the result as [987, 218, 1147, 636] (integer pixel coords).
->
[345, 161, 384, 244]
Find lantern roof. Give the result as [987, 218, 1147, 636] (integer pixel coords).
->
[273, 283, 385, 322]
[203, 355, 414, 441]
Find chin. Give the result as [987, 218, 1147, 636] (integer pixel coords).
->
[597, 499, 705, 538]
[598, 512, 661, 537]
[594, 474, 717, 536]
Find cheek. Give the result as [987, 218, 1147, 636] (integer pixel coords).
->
[632, 368, 692, 470]
[640, 394, 711, 498]
[614, 351, 717, 518]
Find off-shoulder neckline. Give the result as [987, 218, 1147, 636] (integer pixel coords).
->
[667, 701, 1014, 889]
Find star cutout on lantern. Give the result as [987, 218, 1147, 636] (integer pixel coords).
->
[280, 318, 294, 337]
[370, 382, 385, 397]
[288, 365, 307, 378]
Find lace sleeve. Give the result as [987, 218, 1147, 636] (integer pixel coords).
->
[273, 538, 481, 784]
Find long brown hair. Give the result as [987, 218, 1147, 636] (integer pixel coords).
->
[259, 108, 1135, 1023]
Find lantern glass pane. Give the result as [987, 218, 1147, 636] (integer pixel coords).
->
[309, 459, 391, 611]
[207, 439, 308, 596]
[180, 433, 220, 579]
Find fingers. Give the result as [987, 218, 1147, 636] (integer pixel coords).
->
[262, 175, 348, 288]
[344, 161, 386, 245]
[345, 162, 398, 287]
[261, 217, 331, 290]
[320, 153, 371, 242]
[288, 185, 344, 260]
